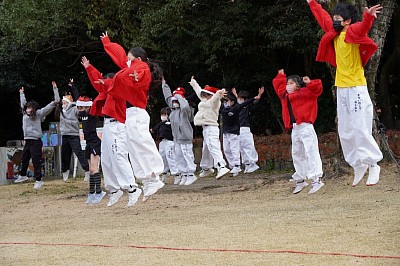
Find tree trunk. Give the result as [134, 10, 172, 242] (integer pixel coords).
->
[377, 6, 400, 130]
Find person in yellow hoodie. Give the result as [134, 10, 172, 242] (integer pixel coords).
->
[189, 76, 230, 180]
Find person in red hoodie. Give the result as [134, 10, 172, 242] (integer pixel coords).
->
[81, 56, 142, 208]
[273, 69, 324, 194]
[100, 32, 165, 202]
[306, 0, 383, 187]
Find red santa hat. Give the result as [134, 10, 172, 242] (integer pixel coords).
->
[62, 95, 73, 103]
[76, 96, 93, 107]
[172, 87, 186, 100]
[201, 86, 219, 95]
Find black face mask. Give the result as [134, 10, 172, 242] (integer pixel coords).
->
[79, 110, 87, 117]
[333, 20, 344, 32]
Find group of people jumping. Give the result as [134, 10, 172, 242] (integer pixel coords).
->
[14, 0, 384, 206]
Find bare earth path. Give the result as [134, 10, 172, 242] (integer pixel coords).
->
[0, 163, 399, 265]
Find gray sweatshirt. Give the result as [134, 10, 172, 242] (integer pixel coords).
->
[20, 87, 59, 140]
[162, 81, 194, 144]
[59, 102, 80, 136]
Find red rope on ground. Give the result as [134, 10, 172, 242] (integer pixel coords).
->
[1, 242, 399, 260]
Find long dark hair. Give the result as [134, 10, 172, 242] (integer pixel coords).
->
[129, 47, 163, 91]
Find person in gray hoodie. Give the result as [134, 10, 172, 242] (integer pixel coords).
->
[56, 80, 90, 182]
[162, 78, 197, 185]
[14, 82, 60, 190]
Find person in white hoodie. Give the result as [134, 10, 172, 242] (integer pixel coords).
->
[189, 76, 230, 180]
[14, 83, 59, 189]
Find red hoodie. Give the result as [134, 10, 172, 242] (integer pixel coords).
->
[308, 0, 377, 67]
[85, 64, 126, 123]
[272, 73, 323, 131]
[101, 36, 152, 109]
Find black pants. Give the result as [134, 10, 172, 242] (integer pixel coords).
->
[20, 139, 43, 181]
[61, 135, 89, 172]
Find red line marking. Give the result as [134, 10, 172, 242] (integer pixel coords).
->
[1, 242, 399, 260]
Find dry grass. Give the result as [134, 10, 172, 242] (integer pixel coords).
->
[0, 163, 399, 265]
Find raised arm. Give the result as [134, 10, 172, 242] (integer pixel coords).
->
[307, 0, 334, 33]
[189, 76, 202, 99]
[19, 87, 27, 109]
[272, 70, 287, 98]
[303, 76, 323, 96]
[68, 79, 79, 101]
[162, 79, 174, 108]
[81, 56, 105, 93]
[350, 7, 380, 37]
[210, 89, 227, 108]
[52, 81, 60, 102]
[100, 31, 128, 69]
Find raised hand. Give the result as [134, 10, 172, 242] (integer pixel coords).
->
[100, 31, 108, 39]
[81, 56, 90, 68]
[365, 4, 382, 18]
[303, 76, 311, 84]
[19, 87, 24, 94]
[218, 89, 228, 98]
[52, 81, 57, 89]
[258, 86, 265, 96]
[278, 69, 285, 75]
[68, 78, 74, 87]
[231, 87, 238, 97]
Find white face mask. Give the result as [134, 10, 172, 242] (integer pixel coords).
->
[126, 59, 132, 68]
[173, 102, 180, 109]
[237, 99, 244, 104]
[161, 115, 168, 121]
[223, 102, 231, 108]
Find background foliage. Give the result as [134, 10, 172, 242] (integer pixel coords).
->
[0, 0, 398, 146]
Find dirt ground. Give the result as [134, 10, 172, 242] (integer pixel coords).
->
[0, 163, 399, 266]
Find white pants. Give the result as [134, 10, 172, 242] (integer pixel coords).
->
[337, 86, 383, 168]
[102, 119, 137, 192]
[159, 139, 179, 175]
[291, 123, 323, 182]
[239, 127, 258, 165]
[200, 125, 227, 170]
[126, 107, 164, 180]
[175, 143, 197, 175]
[223, 133, 241, 168]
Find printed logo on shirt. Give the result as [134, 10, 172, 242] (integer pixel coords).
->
[228, 112, 234, 116]
[81, 116, 88, 121]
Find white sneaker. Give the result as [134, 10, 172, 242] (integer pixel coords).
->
[352, 164, 368, 187]
[366, 164, 381, 186]
[62, 170, 70, 182]
[184, 174, 198, 185]
[14, 175, 28, 183]
[229, 166, 242, 175]
[216, 167, 230, 180]
[127, 187, 142, 207]
[84, 171, 90, 182]
[161, 173, 169, 182]
[246, 163, 259, 174]
[293, 181, 308, 194]
[33, 180, 44, 190]
[92, 191, 106, 205]
[85, 193, 96, 205]
[199, 168, 214, 178]
[179, 175, 187, 185]
[107, 190, 123, 207]
[173, 174, 181, 185]
[308, 181, 324, 194]
[142, 179, 164, 202]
